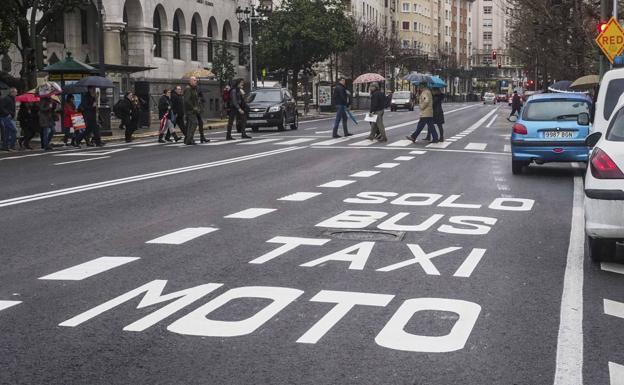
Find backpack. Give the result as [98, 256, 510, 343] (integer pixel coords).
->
[384, 93, 393, 109]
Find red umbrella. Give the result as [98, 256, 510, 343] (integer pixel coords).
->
[16, 93, 40, 103]
[353, 73, 385, 84]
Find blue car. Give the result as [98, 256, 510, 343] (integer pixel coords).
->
[510, 93, 593, 174]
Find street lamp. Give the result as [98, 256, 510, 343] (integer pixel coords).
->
[236, 3, 271, 89]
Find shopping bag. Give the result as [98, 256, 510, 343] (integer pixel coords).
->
[364, 113, 377, 123]
[71, 113, 86, 130]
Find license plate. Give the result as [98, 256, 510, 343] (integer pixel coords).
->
[544, 131, 574, 139]
[249, 113, 264, 118]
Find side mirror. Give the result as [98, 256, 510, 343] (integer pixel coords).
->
[577, 112, 590, 126]
[509, 115, 518, 122]
[585, 132, 602, 147]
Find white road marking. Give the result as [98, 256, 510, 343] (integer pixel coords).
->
[39, 256, 140, 281]
[0, 147, 303, 208]
[0, 153, 47, 161]
[133, 142, 163, 147]
[349, 140, 375, 146]
[165, 143, 186, 147]
[225, 208, 277, 219]
[394, 156, 415, 161]
[604, 299, 624, 319]
[303, 126, 319, 131]
[409, 150, 427, 155]
[202, 139, 235, 146]
[0, 300, 21, 312]
[601, 263, 624, 275]
[464, 143, 487, 151]
[504, 144, 511, 152]
[388, 140, 413, 147]
[278, 192, 322, 201]
[313, 137, 352, 145]
[609, 362, 624, 385]
[375, 163, 400, 169]
[238, 138, 282, 145]
[146, 227, 219, 245]
[486, 114, 498, 128]
[54, 148, 129, 156]
[53, 156, 110, 165]
[315, 130, 333, 134]
[276, 138, 316, 145]
[350, 171, 380, 177]
[318, 180, 356, 188]
[446, 139, 458, 142]
[453, 249, 487, 278]
[553, 176, 584, 385]
[426, 141, 452, 149]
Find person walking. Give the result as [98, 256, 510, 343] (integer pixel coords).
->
[508, 90, 522, 120]
[127, 94, 140, 142]
[79, 86, 103, 147]
[0, 87, 17, 151]
[426, 88, 445, 142]
[197, 90, 210, 143]
[406, 84, 438, 143]
[222, 84, 231, 121]
[183, 76, 201, 145]
[39, 95, 60, 151]
[367, 82, 387, 142]
[17, 102, 37, 150]
[62, 95, 77, 146]
[171, 85, 186, 139]
[226, 78, 251, 140]
[114, 92, 134, 142]
[158, 89, 180, 143]
[331, 77, 353, 138]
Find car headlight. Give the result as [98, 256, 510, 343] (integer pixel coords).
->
[268, 105, 281, 112]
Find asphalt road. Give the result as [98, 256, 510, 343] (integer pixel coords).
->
[0, 103, 623, 385]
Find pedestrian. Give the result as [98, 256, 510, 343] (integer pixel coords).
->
[508, 90, 522, 120]
[128, 94, 140, 142]
[222, 83, 231, 121]
[331, 77, 353, 138]
[197, 89, 210, 143]
[79, 86, 103, 147]
[426, 88, 445, 142]
[114, 92, 134, 142]
[62, 95, 77, 146]
[39, 95, 60, 151]
[0, 87, 17, 151]
[226, 78, 251, 140]
[158, 89, 180, 143]
[17, 102, 37, 150]
[183, 76, 200, 145]
[367, 82, 387, 142]
[406, 84, 438, 143]
[171, 85, 186, 139]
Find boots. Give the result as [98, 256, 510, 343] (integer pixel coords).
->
[158, 134, 166, 143]
[200, 132, 210, 143]
[173, 133, 181, 143]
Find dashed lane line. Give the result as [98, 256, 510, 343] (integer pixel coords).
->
[318, 180, 356, 188]
[388, 139, 413, 147]
[225, 208, 277, 219]
[349, 139, 375, 146]
[394, 156, 415, 161]
[375, 163, 400, 169]
[426, 141, 452, 149]
[601, 263, 624, 274]
[39, 256, 140, 281]
[146, 227, 219, 245]
[0, 300, 22, 312]
[604, 299, 624, 319]
[350, 171, 380, 177]
[53, 156, 111, 166]
[278, 192, 322, 201]
[609, 362, 624, 385]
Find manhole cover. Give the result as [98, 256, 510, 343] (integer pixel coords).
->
[324, 229, 405, 242]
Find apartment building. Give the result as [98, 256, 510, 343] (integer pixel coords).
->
[397, 0, 440, 57]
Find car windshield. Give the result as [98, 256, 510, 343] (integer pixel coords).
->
[522, 99, 590, 121]
[249, 90, 282, 103]
[485, 93, 494, 97]
[607, 106, 624, 141]
[394, 92, 410, 99]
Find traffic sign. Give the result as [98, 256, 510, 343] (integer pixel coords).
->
[595, 17, 624, 63]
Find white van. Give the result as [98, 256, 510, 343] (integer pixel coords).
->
[592, 67, 624, 134]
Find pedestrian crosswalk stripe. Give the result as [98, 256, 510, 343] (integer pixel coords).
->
[225, 208, 277, 219]
[604, 299, 624, 319]
[202, 139, 234, 146]
[318, 180, 356, 188]
[0, 300, 21, 312]
[349, 139, 375, 146]
[276, 138, 316, 145]
[350, 170, 380, 177]
[375, 163, 400, 169]
[426, 141, 452, 149]
[504, 144, 511, 152]
[446, 139, 458, 142]
[133, 142, 164, 147]
[609, 362, 624, 385]
[388, 139, 413, 147]
[394, 156, 415, 161]
[409, 150, 427, 155]
[238, 138, 282, 145]
[313, 137, 352, 146]
[315, 130, 332, 134]
[278, 192, 322, 201]
[166, 143, 186, 147]
[601, 263, 624, 275]
[146, 227, 219, 245]
[465, 143, 487, 151]
[39, 256, 140, 281]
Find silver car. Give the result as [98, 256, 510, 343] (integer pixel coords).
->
[483, 92, 496, 105]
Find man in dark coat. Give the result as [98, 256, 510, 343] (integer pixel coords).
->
[158, 89, 181, 143]
[509, 91, 522, 120]
[79, 86, 103, 146]
[226, 78, 251, 140]
[183, 76, 201, 145]
[0, 87, 17, 151]
[426, 88, 445, 142]
[367, 82, 387, 142]
[115, 92, 134, 142]
[171, 85, 186, 138]
[331, 77, 352, 138]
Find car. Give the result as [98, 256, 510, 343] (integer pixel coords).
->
[390, 91, 414, 111]
[497, 94, 508, 102]
[509, 93, 592, 174]
[245, 87, 299, 132]
[584, 99, 624, 262]
[591, 67, 624, 136]
[483, 92, 496, 105]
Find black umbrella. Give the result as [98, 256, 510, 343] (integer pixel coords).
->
[73, 76, 114, 89]
[548, 80, 573, 93]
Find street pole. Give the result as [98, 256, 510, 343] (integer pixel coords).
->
[600, 0, 609, 78]
[614, 0, 618, 21]
[249, 13, 253, 89]
[97, 0, 105, 77]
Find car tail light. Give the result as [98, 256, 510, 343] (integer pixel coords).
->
[513, 123, 527, 135]
[590, 148, 624, 179]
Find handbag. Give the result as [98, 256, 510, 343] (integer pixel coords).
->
[364, 113, 378, 123]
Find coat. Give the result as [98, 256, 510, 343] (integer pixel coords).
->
[432, 93, 445, 124]
[229, 87, 244, 111]
[419, 88, 433, 118]
[79, 93, 97, 127]
[158, 95, 171, 119]
[171, 92, 185, 118]
[370, 89, 386, 112]
[183, 86, 200, 116]
[38, 98, 59, 128]
[116, 97, 134, 126]
[511, 94, 522, 109]
[0, 95, 16, 118]
[332, 83, 349, 106]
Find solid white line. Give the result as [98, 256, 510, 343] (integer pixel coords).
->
[0, 153, 47, 161]
[225, 208, 276, 219]
[146, 227, 219, 245]
[312, 145, 508, 156]
[318, 180, 356, 188]
[604, 299, 624, 319]
[350, 171, 380, 177]
[53, 156, 110, 165]
[238, 138, 282, 145]
[0, 147, 302, 208]
[394, 156, 415, 161]
[553, 176, 584, 385]
[276, 138, 316, 145]
[304, 126, 319, 131]
[0, 300, 21, 312]
[54, 149, 129, 156]
[278, 192, 322, 201]
[609, 362, 624, 385]
[375, 163, 400, 169]
[486, 114, 498, 128]
[601, 263, 624, 275]
[39, 256, 140, 281]
[446, 139, 458, 142]
[315, 130, 332, 134]
[464, 143, 487, 151]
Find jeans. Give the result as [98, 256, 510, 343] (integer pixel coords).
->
[332, 105, 349, 136]
[368, 110, 386, 140]
[410, 117, 437, 142]
[42, 125, 55, 149]
[1, 117, 17, 149]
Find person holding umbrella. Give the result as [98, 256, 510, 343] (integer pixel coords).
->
[425, 88, 445, 142]
[78, 86, 103, 147]
[406, 84, 438, 143]
[62, 94, 77, 146]
[38, 95, 60, 151]
[17, 102, 38, 150]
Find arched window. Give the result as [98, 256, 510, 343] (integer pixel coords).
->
[153, 10, 162, 57]
[173, 11, 182, 59]
[191, 17, 199, 61]
[238, 26, 246, 65]
[207, 18, 217, 62]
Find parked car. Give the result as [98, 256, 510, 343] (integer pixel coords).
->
[390, 91, 415, 111]
[584, 100, 624, 262]
[246, 87, 299, 131]
[483, 92, 497, 105]
[591, 67, 624, 135]
[509, 93, 592, 174]
[497, 94, 508, 102]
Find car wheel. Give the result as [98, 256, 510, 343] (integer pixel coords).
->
[588, 236, 616, 262]
[512, 160, 526, 175]
[251, 126, 259, 133]
[277, 113, 286, 131]
[290, 112, 298, 130]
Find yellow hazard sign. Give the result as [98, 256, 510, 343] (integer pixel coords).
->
[595, 17, 624, 63]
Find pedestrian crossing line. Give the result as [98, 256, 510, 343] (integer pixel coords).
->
[275, 138, 316, 145]
[609, 362, 624, 385]
[0, 300, 21, 312]
[0, 153, 47, 161]
[146, 227, 219, 245]
[350, 170, 380, 178]
[601, 263, 624, 275]
[426, 141, 452, 149]
[201, 139, 234, 146]
[315, 130, 332, 134]
[133, 142, 164, 147]
[409, 150, 427, 155]
[465, 143, 488, 151]
[394, 156, 415, 161]
[165, 143, 187, 147]
[39, 256, 140, 281]
[225, 208, 277, 219]
[53, 156, 111, 166]
[604, 299, 624, 319]
[504, 144, 511, 152]
[313, 137, 352, 146]
[278, 192, 322, 201]
[318, 180, 356, 188]
[388, 139, 413, 147]
[446, 139, 458, 142]
[349, 139, 375, 146]
[375, 163, 400, 169]
[238, 138, 282, 145]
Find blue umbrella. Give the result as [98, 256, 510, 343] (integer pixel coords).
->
[428, 76, 446, 88]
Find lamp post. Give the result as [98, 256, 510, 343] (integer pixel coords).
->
[236, 3, 271, 89]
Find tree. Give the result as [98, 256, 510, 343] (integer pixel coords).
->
[256, 0, 354, 99]
[212, 41, 236, 92]
[1, 0, 83, 89]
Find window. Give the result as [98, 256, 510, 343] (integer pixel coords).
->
[523, 99, 590, 121]
[191, 17, 199, 61]
[402, 2, 410, 12]
[483, 19, 492, 27]
[445, 26, 449, 36]
[484, 43, 492, 51]
[81, 10, 88, 45]
[207, 25, 214, 62]
[413, 22, 418, 31]
[604, 79, 624, 120]
[484, 6, 492, 14]
[468, 17, 471, 27]
[402, 39, 410, 48]
[173, 13, 182, 59]
[607, 106, 624, 141]
[152, 11, 162, 57]
[402, 21, 410, 30]
[47, 14, 64, 43]
[483, 32, 492, 40]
